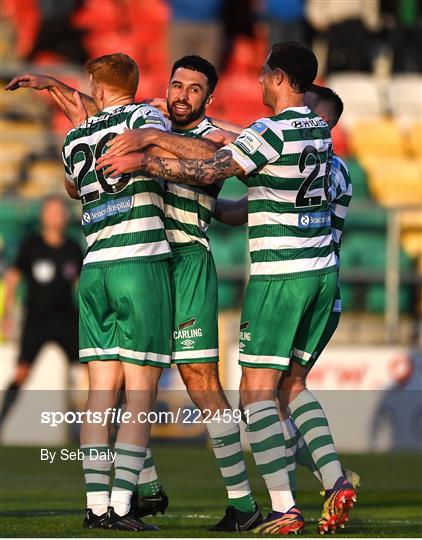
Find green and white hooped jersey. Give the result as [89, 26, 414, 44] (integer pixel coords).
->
[62, 104, 172, 266]
[224, 107, 337, 279]
[327, 154, 352, 313]
[164, 117, 222, 249]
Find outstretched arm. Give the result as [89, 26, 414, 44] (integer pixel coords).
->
[214, 195, 248, 226]
[209, 118, 243, 134]
[5, 73, 98, 121]
[105, 128, 222, 158]
[96, 148, 246, 186]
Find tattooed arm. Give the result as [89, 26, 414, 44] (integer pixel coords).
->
[105, 128, 221, 158]
[96, 148, 246, 186]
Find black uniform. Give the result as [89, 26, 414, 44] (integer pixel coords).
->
[14, 234, 83, 364]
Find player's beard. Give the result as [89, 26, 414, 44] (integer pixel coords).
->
[168, 98, 207, 128]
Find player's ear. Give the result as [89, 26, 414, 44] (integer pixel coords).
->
[274, 68, 284, 86]
[206, 93, 214, 107]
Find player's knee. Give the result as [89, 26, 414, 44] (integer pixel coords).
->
[281, 376, 307, 401]
[179, 363, 220, 392]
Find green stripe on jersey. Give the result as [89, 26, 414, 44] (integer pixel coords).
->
[224, 107, 336, 279]
[328, 155, 353, 262]
[62, 103, 171, 265]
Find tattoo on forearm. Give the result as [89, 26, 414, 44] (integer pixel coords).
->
[142, 149, 244, 185]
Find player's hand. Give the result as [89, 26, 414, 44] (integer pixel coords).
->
[105, 128, 156, 156]
[148, 98, 169, 117]
[50, 89, 88, 126]
[5, 73, 56, 91]
[96, 152, 144, 177]
[205, 129, 237, 145]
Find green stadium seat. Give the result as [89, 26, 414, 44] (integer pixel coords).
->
[345, 158, 370, 200]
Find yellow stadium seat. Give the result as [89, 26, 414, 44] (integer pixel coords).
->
[27, 160, 64, 190]
[0, 162, 19, 191]
[1, 140, 30, 165]
[361, 157, 422, 206]
[408, 122, 422, 158]
[349, 119, 407, 160]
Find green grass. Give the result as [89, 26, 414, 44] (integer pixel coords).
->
[0, 446, 421, 537]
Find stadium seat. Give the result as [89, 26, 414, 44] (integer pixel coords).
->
[326, 73, 386, 128]
[1, 162, 19, 192]
[390, 75, 422, 128]
[408, 122, 421, 158]
[361, 157, 421, 206]
[1, 119, 49, 152]
[19, 160, 64, 198]
[400, 210, 422, 270]
[344, 158, 370, 199]
[348, 119, 406, 159]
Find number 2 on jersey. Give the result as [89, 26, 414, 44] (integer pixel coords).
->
[295, 144, 332, 208]
[70, 133, 130, 205]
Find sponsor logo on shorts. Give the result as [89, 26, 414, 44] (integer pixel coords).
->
[174, 319, 203, 349]
[82, 196, 132, 225]
[239, 342, 245, 350]
[239, 322, 251, 342]
[178, 318, 196, 330]
[298, 212, 331, 229]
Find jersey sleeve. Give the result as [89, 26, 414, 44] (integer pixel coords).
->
[329, 157, 353, 260]
[61, 142, 75, 186]
[222, 119, 282, 174]
[126, 105, 169, 131]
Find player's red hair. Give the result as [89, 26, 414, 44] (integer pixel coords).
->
[85, 53, 139, 96]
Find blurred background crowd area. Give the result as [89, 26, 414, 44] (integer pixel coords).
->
[0, 0, 421, 345]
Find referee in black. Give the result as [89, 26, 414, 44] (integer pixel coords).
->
[1, 195, 84, 427]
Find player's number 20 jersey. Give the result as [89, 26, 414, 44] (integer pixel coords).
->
[62, 104, 172, 266]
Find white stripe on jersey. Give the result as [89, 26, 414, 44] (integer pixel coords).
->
[84, 241, 169, 265]
[331, 202, 349, 219]
[165, 183, 214, 211]
[164, 203, 208, 230]
[85, 216, 165, 248]
[249, 186, 326, 204]
[164, 228, 209, 248]
[249, 234, 332, 252]
[250, 252, 336, 276]
[248, 211, 329, 228]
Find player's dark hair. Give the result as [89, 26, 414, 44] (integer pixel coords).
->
[309, 84, 344, 125]
[267, 42, 318, 93]
[170, 55, 219, 94]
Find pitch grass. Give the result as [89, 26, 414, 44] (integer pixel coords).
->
[0, 445, 421, 537]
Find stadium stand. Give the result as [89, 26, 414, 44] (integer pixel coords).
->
[0, 0, 420, 326]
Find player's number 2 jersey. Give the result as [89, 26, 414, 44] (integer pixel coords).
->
[225, 107, 337, 279]
[62, 104, 172, 266]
